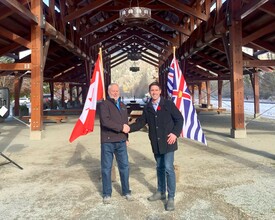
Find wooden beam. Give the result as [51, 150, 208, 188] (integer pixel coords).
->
[81, 14, 120, 37]
[44, 22, 90, 61]
[105, 39, 134, 56]
[64, 0, 112, 23]
[139, 25, 179, 46]
[0, 26, 31, 49]
[0, 63, 31, 70]
[238, 0, 269, 19]
[110, 57, 128, 68]
[42, 37, 51, 71]
[103, 34, 133, 51]
[141, 58, 159, 67]
[151, 14, 191, 36]
[134, 31, 170, 51]
[158, 0, 208, 21]
[1, 0, 38, 24]
[250, 39, 275, 53]
[196, 51, 229, 69]
[90, 25, 128, 47]
[242, 21, 275, 45]
[0, 42, 21, 56]
[141, 53, 159, 65]
[255, 0, 275, 16]
[243, 59, 275, 67]
[142, 50, 163, 62]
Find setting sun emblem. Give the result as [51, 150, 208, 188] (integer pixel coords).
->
[178, 90, 182, 98]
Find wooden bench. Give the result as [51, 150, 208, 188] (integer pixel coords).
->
[129, 110, 143, 124]
[21, 115, 67, 123]
[196, 107, 226, 114]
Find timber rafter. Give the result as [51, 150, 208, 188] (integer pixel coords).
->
[0, 0, 274, 85]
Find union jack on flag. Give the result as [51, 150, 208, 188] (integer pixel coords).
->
[167, 58, 207, 145]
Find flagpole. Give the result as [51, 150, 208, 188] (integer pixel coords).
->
[173, 46, 176, 59]
[99, 48, 106, 100]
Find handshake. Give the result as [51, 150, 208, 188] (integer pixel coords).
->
[122, 124, 130, 133]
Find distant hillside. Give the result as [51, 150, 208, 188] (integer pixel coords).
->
[111, 60, 158, 98]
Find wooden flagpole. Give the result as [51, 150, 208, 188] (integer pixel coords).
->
[99, 47, 106, 100]
[173, 46, 176, 59]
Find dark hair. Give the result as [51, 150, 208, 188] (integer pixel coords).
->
[149, 81, 161, 91]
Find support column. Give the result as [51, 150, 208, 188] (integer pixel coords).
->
[49, 82, 54, 109]
[218, 80, 223, 108]
[69, 85, 73, 102]
[13, 73, 23, 116]
[61, 83, 65, 108]
[191, 85, 195, 104]
[198, 83, 202, 105]
[229, 0, 246, 138]
[81, 85, 86, 105]
[206, 80, 211, 107]
[30, 0, 43, 140]
[252, 72, 260, 118]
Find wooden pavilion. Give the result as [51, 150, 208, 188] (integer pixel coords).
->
[0, 0, 274, 139]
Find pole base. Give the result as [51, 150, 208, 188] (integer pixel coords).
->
[230, 128, 246, 138]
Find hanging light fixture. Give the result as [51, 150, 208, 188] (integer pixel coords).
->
[127, 52, 142, 61]
[119, 0, 151, 24]
[130, 61, 140, 72]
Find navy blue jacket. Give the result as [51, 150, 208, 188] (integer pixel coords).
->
[130, 97, 183, 154]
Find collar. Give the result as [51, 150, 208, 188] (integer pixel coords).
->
[151, 97, 160, 105]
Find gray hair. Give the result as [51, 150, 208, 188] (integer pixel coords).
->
[108, 83, 119, 91]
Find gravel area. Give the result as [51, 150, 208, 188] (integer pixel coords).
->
[1, 113, 275, 219]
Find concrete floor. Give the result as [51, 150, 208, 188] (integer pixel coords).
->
[1, 112, 275, 219]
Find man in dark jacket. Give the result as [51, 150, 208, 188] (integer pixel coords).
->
[129, 82, 183, 211]
[99, 83, 132, 204]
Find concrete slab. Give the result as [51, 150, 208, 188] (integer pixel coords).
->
[1, 112, 275, 219]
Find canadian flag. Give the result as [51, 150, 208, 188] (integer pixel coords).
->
[69, 55, 104, 143]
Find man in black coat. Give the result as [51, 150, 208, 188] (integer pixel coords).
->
[99, 83, 132, 204]
[129, 81, 183, 211]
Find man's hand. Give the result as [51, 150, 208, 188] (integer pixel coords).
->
[123, 124, 130, 133]
[167, 133, 177, 145]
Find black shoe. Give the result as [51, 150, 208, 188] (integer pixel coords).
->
[166, 198, 175, 211]
[147, 192, 166, 201]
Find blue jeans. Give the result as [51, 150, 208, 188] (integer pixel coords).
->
[101, 141, 130, 197]
[154, 151, 176, 199]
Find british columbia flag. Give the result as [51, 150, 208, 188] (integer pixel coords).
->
[167, 58, 207, 145]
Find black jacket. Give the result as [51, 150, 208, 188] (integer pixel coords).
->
[99, 97, 128, 143]
[130, 97, 183, 154]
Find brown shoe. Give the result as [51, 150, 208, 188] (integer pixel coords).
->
[147, 192, 166, 201]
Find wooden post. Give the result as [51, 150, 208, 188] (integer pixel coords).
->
[61, 83, 65, 108]
[206, 81, 211, 107]
[252, 72, 260, 118]
[229, 0, 246, 138]
[13, 73, 22, 116]
[191, 85, 195, 104]
[218, 80, 223, 108]
[198, 83, 202, 105]
[49, 82, 54, 109]
[30, 0, 43, 140]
